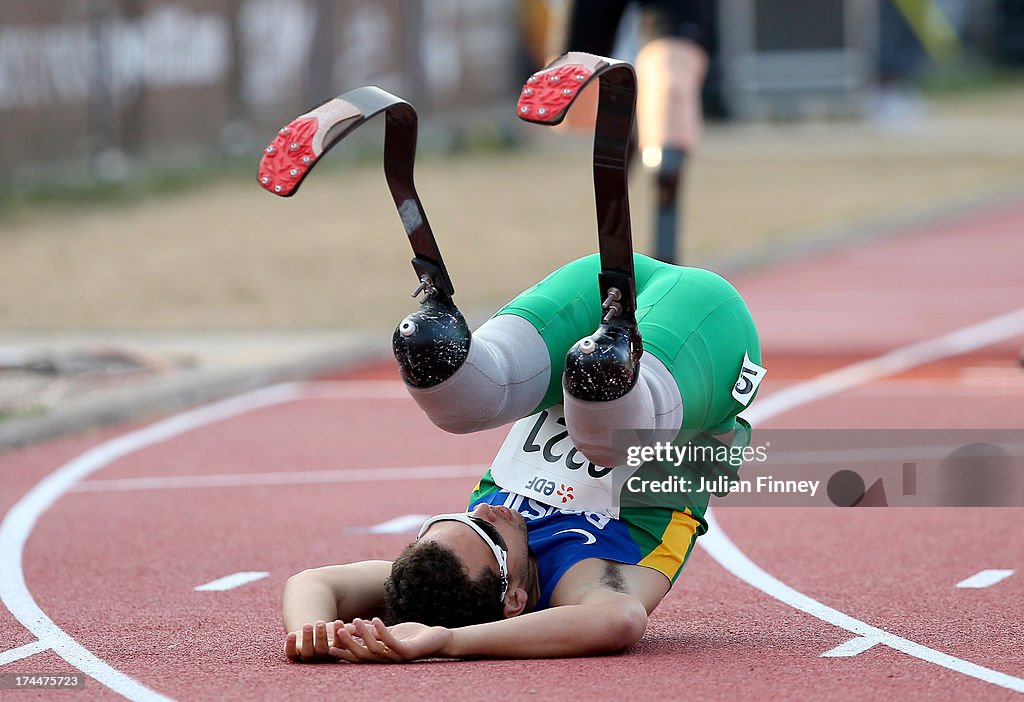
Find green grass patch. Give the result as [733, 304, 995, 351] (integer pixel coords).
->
[0, 122, 522, 224]
[0, 405, 47, 423]
[0, 157, 256, 221]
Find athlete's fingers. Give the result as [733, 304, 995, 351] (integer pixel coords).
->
[372, 617, 412, 659]
[314, 620, 330, 656]
[371, 617, 388, 640]
[284, 632, 299, 661]
[299, 623, 315, 659]
[331, 621, 356, 648]
[352, 617, 374, 641]
[353, 618, 392, 660]
[371, 618, 408, 660]
[332, 624, 377, 663]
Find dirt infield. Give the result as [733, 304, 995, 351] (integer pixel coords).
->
[2, 86, 1023, 330]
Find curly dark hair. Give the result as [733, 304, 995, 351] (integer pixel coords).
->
[384, 540, 505, 628]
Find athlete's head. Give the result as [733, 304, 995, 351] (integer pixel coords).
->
[384, 503, 534, 627]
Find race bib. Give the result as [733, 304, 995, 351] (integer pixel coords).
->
[489, 405, 635, 518]
[732, 352, 767, 406]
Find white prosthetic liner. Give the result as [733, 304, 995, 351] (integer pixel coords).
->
[563, 352, 682, 468]
[406, 315, 551, 434]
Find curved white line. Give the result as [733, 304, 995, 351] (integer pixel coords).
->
[4, 310, 1024, 695]
[701, 512, 1024, 692]
[700, 306, 1024, 693]
[0, 383, 310, 700]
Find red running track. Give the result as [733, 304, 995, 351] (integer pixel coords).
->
[1, 202, 1023, 701]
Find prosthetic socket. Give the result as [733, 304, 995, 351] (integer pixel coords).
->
[392, 302, 681, 467]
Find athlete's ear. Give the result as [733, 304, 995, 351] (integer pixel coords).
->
[502, 586, 529, 618]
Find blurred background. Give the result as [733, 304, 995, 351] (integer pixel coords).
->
[1, 0, 1023, 434]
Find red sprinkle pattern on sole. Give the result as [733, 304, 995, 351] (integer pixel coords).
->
[257, 117, 320, 196]
[516, 64, 593, 124]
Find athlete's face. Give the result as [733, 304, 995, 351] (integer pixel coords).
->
[417, 503, 532, 608]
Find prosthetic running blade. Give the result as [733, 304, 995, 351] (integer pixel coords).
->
[518, 52, 642, 401]
[257, 86, 455, 299]
[517, 51, 638, 327]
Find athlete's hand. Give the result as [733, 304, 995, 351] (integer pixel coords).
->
[284, 620, 353, 663]
[328, 617, 452, 663]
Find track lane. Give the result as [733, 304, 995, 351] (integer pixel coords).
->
[12, 377, 1019, 700]
[2, 200, 1023, 699]
[701, 202, 1024, 694]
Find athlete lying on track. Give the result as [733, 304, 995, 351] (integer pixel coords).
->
[263, 53, 762, 663]
[282, 252, 763, 663]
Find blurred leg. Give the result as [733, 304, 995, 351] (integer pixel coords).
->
[635, 38, 707, 155]
[636, 37, 707, 264]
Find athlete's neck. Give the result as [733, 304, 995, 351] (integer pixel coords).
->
[526, 554, 541, 611]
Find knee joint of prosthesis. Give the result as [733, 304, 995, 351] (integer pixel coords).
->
[392, 295, 470, 388]
[563, 320, 643, 402]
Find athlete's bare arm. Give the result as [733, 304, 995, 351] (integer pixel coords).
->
[282, 560, 391, 662]
[327, 559, 668, 662]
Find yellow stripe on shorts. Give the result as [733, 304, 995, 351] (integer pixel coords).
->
[638, 509, 700, 580]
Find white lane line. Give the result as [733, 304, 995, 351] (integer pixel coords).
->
[345, 514, 431, 534]
[703, 513, 1024, 691]
[821, 636, 883, 658]
[955, 570, 1015, 589]
[702, 306, 1024, 691]
[5, 309, 1023, 694]
[73, 464, 489, 493]
[0, 639, 52, 666]
[0, 382, 312, 702]
[194, 572, 269, 592]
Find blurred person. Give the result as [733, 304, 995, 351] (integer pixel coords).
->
[283, 251, 763, 662]
[548, 1, 715, 263]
